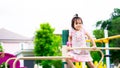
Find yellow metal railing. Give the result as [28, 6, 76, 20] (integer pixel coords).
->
[86, 35, 120, 43]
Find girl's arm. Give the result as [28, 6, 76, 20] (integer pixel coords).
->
[0, 51, 5, 58]
[68, 36, 72, 42]
[67, 36, 72, 47]
[85, 31, 96, 47]
[0, 49, 5, 58]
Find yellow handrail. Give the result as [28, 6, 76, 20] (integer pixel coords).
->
[86, 35, 120, 43]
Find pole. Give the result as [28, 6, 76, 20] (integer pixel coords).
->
[62, 30, 69, 68]
[104, 29, 110, 68]
[82, 62, 85, 68]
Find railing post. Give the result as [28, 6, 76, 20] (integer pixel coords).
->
[62, 30, 69, 68]
[82, 62, 85, 68]
[104, 29, 110, 68]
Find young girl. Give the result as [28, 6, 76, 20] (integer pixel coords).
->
[66, 14, 96, 68]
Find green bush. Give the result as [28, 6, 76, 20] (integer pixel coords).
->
[0, 62, 10, 68]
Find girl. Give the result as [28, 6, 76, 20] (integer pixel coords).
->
[66, 14, 96, 68]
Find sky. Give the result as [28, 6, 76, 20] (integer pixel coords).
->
[0, 0, 120, 37]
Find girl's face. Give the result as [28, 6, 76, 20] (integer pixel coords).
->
[74, 19, 82, 31]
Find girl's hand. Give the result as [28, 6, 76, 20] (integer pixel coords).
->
[67, 41, 72, 47]
[67, 46, 72, 51]
[0, 53, 5, 58]
[92, 45, 97, 50]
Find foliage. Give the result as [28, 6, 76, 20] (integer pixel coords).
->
[96, 20, 112, 30]
[33, 23, 62, 68]
[0, 43, 3, 52]
[94, 8, 120, 64]
[109, 17, 120, 63]
[0, 46, 3, 52]
[0, 62, 10, 68]
[110, 17, 120, 36]
[93, 29, 104, 39]
[111, 8, 120, 19]
[96, 8, 120, 31]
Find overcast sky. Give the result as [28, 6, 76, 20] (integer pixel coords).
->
[0, 0, 120, 37]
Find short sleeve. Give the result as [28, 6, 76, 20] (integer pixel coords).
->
[69, 30, 71, 36]
[82, 26, 93, 39]
[82, 27, 87, 35]
[69, 28, 74, 36]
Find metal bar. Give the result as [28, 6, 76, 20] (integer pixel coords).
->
[17, 56, 72, 60]
[69, 47, 120, 50]
[5, 57, 16, 68]
[86, 35, 120, 43]
[11, 47, 120, 68]
[13, 56, 72, 68]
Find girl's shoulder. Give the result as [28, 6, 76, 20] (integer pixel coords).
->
[69, 28, 75, 32]
[81, 26, 88, 34]
[69, 28, 76, 36]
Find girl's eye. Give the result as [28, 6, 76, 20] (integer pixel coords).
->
[76, 22, 82, 25]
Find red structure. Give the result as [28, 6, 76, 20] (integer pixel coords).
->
[0, 52, 20, 68]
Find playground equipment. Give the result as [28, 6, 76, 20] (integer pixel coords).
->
[5, 56, 72, 68]
[5, 47, 120, 68]
[2, 30, 120, 68]
[62, 29, 120, 68]
[5, 48, 104, 68]
[75, 61, 106, 68]
[0, 52, 20, 68]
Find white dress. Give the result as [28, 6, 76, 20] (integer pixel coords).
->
[67, 28, 93, 62]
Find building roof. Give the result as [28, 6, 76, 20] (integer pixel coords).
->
[0, 28, 32, 43]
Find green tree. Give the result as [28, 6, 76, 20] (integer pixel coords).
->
[109, 17, 120, 63]
[93, 29, 104, 39]
[33, 23, 62, 68]
[111, 8, 120, 19]
[96, 8, 120, 30]
[0, 43, 3, 52]
[94, 8, 120, 64]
